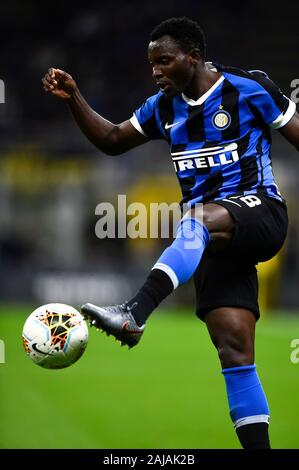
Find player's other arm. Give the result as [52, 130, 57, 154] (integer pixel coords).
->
[279, 112, 299, 151]
[42, 68, 148, 156]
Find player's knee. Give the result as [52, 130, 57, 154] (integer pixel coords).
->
[216, 337, 254, 369]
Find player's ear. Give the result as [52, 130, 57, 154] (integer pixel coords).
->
[189, 49, 201, 65]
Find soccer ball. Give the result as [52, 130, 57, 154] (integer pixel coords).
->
[22, 303, 89, 369]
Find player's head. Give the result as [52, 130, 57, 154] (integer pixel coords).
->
[148, 17, 206, 96]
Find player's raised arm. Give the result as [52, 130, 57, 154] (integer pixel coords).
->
[42, 68, 148, 156]
[278, 111, 299, 151]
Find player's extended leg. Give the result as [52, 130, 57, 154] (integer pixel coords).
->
[81, 204, 234, 347]
[205, 307, 270, 449]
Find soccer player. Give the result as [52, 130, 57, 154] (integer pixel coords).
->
[42, 17, 299, 449]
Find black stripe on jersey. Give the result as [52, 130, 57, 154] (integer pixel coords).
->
[175, 138, 216, 201]
[236, 132, 258, 192]
[219, 65, 288, 114]
[221, 80, 240, 141]
[171, 143, 188, 154]
[180, 176, 196, 201]
[188, 140, 219, 176]
[202, 170, 224, 203]
[201, 140, 224, 200]
[244, 99, 266, 128]
[249, 71, 288, 114]
[237, 131, 252, 158]
[186, 104, 206, 142]
[238, 157, 259, 192]
[141, 114, 163, 139]
[157, 95, 175, 143]
[178, 139, 219, 202]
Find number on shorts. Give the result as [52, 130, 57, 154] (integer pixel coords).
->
[239, 195, 262, 208]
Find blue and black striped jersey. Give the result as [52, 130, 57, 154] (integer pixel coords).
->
[130, 63, 296, 205]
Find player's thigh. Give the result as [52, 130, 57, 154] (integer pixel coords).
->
[211, 194, 288, 263]
[187, 202, 235, 252]
[189, 202, 235, 233]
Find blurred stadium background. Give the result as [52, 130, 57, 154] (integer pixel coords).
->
[0, 0, 299, 449]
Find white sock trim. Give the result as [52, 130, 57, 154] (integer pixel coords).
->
[234, 414, 270, 429]
[152, 263, 179, 290]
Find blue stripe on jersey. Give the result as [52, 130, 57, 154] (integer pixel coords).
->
[136, 94, 157, 122]
[259, 133, 281, 200]
[243, 189, 258, 196]
[217, 161, 242, 199]
[260, 133, 272, 187]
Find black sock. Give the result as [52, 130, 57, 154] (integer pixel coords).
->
[236, 423, 271, 449]
[128, 269, 174, 326]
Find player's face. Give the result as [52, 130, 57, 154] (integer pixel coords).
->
[148, 35, 196, 96]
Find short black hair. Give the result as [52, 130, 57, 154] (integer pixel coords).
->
[150, 17, 206, 60]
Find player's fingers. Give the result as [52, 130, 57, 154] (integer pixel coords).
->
[54, 68, 72, 81]
[43, 74, 57, 86]
[41, 76, 52, 87]
[48, 67, 55, 78]
[42, 77, 55, 91]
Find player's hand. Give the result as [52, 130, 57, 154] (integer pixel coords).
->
[42, 68, 77, 99]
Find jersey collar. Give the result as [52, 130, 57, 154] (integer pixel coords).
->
[181, 62, 224, 106]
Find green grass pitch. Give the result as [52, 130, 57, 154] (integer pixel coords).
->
[0, 304, 299, 449]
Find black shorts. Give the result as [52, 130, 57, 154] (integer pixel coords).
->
[194, 194, 288, 321]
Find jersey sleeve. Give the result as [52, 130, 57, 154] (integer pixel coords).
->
[130, 93, 164, 140]
[246, 70, 296, 129]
